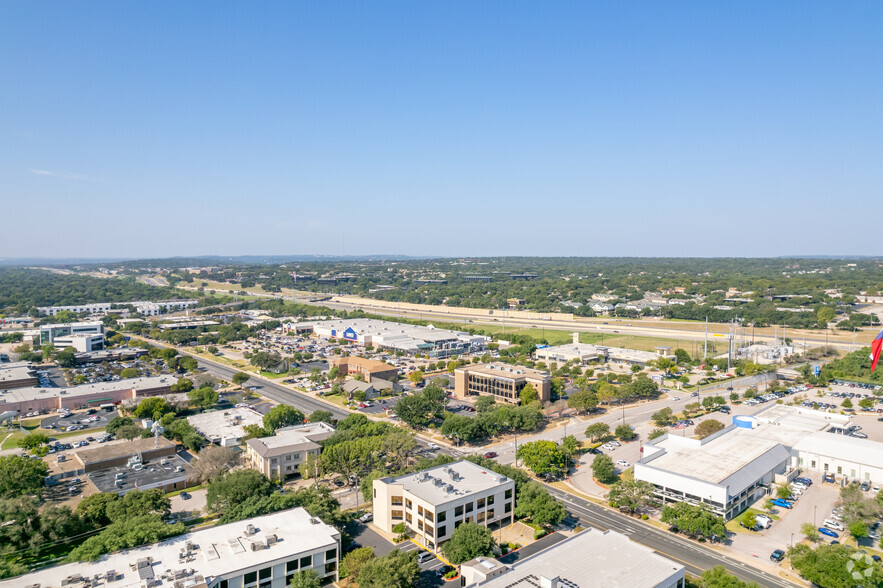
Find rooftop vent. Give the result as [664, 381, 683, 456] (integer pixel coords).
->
[265, 534, 278, 547]
[310, 517, 320, 525]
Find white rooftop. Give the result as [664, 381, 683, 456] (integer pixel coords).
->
[793, 431, 883, 466]
[475, 528, 684, 588]
[0, 375, 176, 404]
[187, 407, 264, 442]
[382, 460, 513, 505]
[0, 507, 340, 588]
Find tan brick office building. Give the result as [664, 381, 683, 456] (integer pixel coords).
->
[453, 363, 551, 404]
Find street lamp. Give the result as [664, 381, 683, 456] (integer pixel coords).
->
[814, 505, 817, 526]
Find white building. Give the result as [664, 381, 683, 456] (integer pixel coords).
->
[461, 527, 685, 588]
[0, 508, 341, 588]
[635, 405, 861, 520]
[39, 321, 104, 346]
[52, 332, 105, 352]
[188, 407, 265, 446]
[296, 318, 489, 358]
[534, 334, 675, 368]
[373, 460, 515, 553]
[134, 299, 199, 316]
[37, 303, 113, 316]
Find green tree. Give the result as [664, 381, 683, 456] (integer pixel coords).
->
[289, 569, 321, 588]
[841, 397, 853, 409]
[800, 522, 820, 542]
[408, 370, 424, 384]
[648, 428, 666, 440]
[651, 407, 674, 426]
[340, 546, 375, 579]
[789, 543, 883, 587]
[608, 479, 654, 513]
[560, 435, 580, 459]
[661, 502, 726, 539]
[519, 383, 539, 405]
[308, 410, 334, 424]
[585, 422, 610, 442]
[393, 394, 432, 428]
[775, 484, 793, 500]
[849, 520, 869, 540]
[193, 445, 240, 483]
[699, 566, 760, 587]
[817, 306, 836, 326]
[115, 424, 142, 440]
[515, 481, 566, 526]
[263, 404, 305, 431]
[674, 348, 691, 364]
[187, 385, 219, 408]
[357, 549, 420, 588]
[206, 470, 275, 513]
[18, 432, 50, 450]
[591, 454, 617, 484]
[133, 397, 173, 421]
[695, 419, 725, 439]
[567, 389, 599, 413]
[475, 395, 497, 412]
[441, 521, 496, 564]
[516, 440, 568, 476]
[0, 455, 49, 499]
[170, 377, 194, 393]
[120, 367, 140, 379]
[55, 347, 77, 368]
[615, 423, 637, 441]
[232, 372, 251, 387]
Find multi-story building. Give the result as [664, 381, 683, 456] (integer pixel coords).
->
[245, 423, 335, 479]
[0, 508, 341, 588]
[0, 374, 176, 413]
[37, 303, 113, 316]
[52, 332, 105, 352]
[453, 363, 550, 404]
[39, 321, 104, 346]
[373, 460, 515, 553]
[330, 356, 398, 382]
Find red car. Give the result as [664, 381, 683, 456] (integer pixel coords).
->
[483, 452, 498, 459]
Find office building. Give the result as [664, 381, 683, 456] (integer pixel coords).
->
[453, 363, 550, 404]
[188, 407, 265, 446]
[40, 321, 104, 346]
[373, 460, 515, 553]
[461, 528, 685, 588]
[53, 332, 106, 352]
[38, 303, 113, 316]
[245, 423, 335, 479]
[0, 508, 341, 588]
[534, 333, 675, 368]
[0, 375, 176, 414]
[331, 356, 398, 382]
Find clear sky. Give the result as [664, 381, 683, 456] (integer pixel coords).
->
[2, 2, 881, 259]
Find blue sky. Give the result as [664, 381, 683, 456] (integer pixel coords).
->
[2, 2, 881, 259]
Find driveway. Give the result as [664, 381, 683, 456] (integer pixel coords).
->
[169, 487, 207, 520]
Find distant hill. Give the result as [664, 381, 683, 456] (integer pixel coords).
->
[0, 254, 432, 267]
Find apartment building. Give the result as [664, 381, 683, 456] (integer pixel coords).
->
[453, 363, 550, 404]
[245, 423, 335, 479]
[373, 460, 515, 553]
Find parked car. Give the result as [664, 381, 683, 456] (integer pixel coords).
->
[616, 460, 630, 468]
[417, 551, 434, 564]
[818, 527, 839, 538]
[771, 499, 793, 509]
[770, 549, 786, 562]
[435, 565, 454, 578]
[483, 452, 498, 459]
[824, 519, 844, 531]
[426, 443, 440, 450]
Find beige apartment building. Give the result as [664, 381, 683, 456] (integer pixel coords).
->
[244, 422, 335, 479]
[453, 363, 551, 403]
[372, 460, 516, 553]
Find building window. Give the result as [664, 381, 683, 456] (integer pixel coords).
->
[300, 556, 311, 568]
[437, 511, 446, 523]
[418, 520, 424, 530]
[477, 498, 485, 509]
[505, 489, 512, 499]
[504, 502, 512, 513]
[244, 571, 257, 586]
[454, 505, 463, 517]
[259, 568, 271, 580]
[374, 488, 377, 499]
[326, 548, 337, 561]
[271, 458, 278, 464]
[406, 512, 412, 523]
[418, 505, 424, 516]
[392, 496, 403, 506]
[465, 502, 474, 513]
[837, 466, 842, 474]
[486, 495, 494, 505]
[326, 562, 337, 574]
[406, 498, 412, 510]
[487, 509, 494, 520]
[437, 525, 446, 538]
[425, 524, 434, 536]
[425, 511, 434, 522]
[477, 512, 485, 523]
[286, 560, 298, 573]
[392, 510, 404, 520]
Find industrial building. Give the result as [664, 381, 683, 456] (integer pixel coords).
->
[296, 318, 489, 358]
[0, 375, 176, 413]
[187, 407, 265, 446]
[534, 333, 676, 368]
[373, 460, 515, 553]
[461, 528, 685, 588]
[453, 363, 551, 403]
[0, 508, 341, 588]
[330, 356, 398, 382]
[634, 405, 876, 520]
[245, 422, 335, 479]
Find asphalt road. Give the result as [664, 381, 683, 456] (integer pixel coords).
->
[546, 486, 796, 587]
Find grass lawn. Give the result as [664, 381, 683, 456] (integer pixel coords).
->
[726, 508, 779, 534]
[577, 332, 685, 353]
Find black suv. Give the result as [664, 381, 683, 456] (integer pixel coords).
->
[770, 549, 786, 563]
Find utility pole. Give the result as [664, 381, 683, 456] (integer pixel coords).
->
[704, 317, 708, 360]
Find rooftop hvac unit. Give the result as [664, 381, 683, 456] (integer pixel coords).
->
[265, 534, 278, 547]
[445, 484, 454, 493]
[310, 517, 320, 525]
[433, 478, 444, 486]
[245, 524, 257, 536]
[249, 541, 262, 552]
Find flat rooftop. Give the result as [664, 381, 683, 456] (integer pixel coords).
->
[476, 528, 683, 588]
[383, 460, 513, 504]
[458, 363, 549, 381]
[75, 435, 177, 467]
[88, 452, 194, 494]
[537, 342, 601, 357]
[300, 318, 488, 344]
[0, 364, 36, 384]
[0, 507, 340, 588]
[187, 407, 264, 442]
[0, 375, 176, 404]
[246, 423, 334, 458]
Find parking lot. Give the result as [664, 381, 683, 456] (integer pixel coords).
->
[41, 408, 118, 432]
[348, 521, 448, 587]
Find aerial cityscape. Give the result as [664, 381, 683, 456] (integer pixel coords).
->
[2, 3, 882, 588]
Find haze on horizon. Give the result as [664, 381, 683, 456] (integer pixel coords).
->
[2, 2, 881, 259]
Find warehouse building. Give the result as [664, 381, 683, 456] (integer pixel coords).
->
[635, 405, 861, 520]
[534, 333, 675, 368]
[0, 508, 341, 588]
[0, 362, 39, 390]
[0, 375, 176, 413]
[461, 527, 685, 588]
[373, 460, 515, 553]
[453, 363, 551, 403]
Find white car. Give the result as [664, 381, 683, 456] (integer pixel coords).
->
[672, 396, 681, 401]
[426, 443, 440, 450]
[609, 440, 621, 447]
[616, 460, 630, 468]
